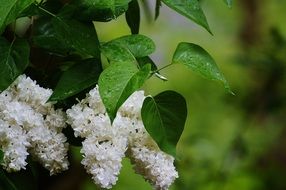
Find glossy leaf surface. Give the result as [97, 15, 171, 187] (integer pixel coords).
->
[141, 91, 187, 156]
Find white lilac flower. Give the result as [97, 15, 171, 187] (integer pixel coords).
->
[2, 100, 44, 130]
[81, 132, 127, 189]
[0, 119, 30, 172]
[1, 99, 69, 174]
[11, 75, 53, 113]
[87, 86, 106, 114]
[116, 92, 178, 190]
[0, 75, 69, 175]
[67, 86, 128, 188]
[28, 126, 69, 175]
[128, 146, 178, 190]
[67, 104, 111, 138]
[66, 86, 108, 138]
[45, 109, 67, 132]
[118, 90, 145, 119]
[67, 86, 178, 189]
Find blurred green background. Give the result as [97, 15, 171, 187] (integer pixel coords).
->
[44, 0, 286, 189]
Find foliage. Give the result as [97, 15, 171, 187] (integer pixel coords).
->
[172, 42, 232, 93]
[141, 91, 187, 157]
[0, 0, 232, 189]
[0, 38, 30, 91]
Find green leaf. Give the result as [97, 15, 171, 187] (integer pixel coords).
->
[161, 0, 211, 34]
[155, 0, 162, 20]
[0, 0, 34, 33]
[52, 18, 100, 58]
[101, 42, 136, 63]
[101, 35, 155, 65]
[223, 0, 232, 8]
[172, 42, 232, 93]
[33, 14, 101, 57]
[107, 34, 156, 58]
[0, 38, 30, 91]
[99, 62, 151, 121]
[33, 35, 70, 55]
[125, 0, 140, 34]
[141, 91, 187, 156]
[32, 18, 71, 55]
[72, 0, 132, 22]
[49, 58, 102, 101]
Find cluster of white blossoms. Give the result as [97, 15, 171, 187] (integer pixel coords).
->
[0, 75, 69, 175]
[67, 86, 178, 189]
[66, 87, 128, 188]
[0, 75, 178, 188]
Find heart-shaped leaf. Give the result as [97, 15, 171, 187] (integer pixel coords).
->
[172, 42, 232, 93]
[141, 91, 187, 156]
[99, 62, 151, 121]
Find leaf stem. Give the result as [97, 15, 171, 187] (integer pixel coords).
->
[154, 63, 173, 73]
[149, 63, 172, 81]
[34, 2, 57, 18]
